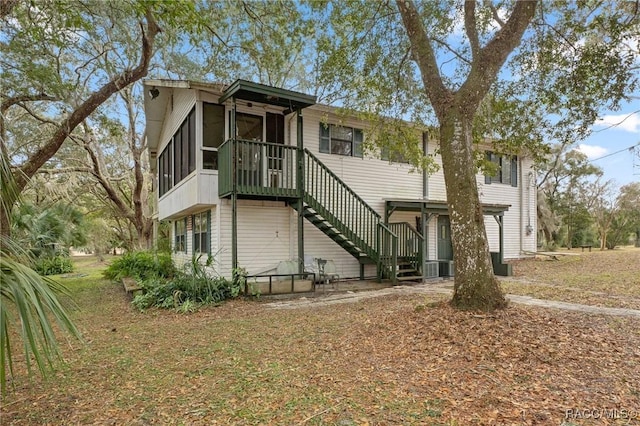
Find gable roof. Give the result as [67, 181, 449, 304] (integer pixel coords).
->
[143, 79, 316, 159]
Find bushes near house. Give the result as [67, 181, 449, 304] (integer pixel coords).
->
[104, 250, 175, 281]
[132, 257, 242, 312]
[106, 253, 242, 312]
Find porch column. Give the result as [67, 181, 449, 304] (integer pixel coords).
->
[493, 214, 504, 263]
[421, 203, 427, 278]
[296, 108, 305, 275]
[231, 100, 238, 273]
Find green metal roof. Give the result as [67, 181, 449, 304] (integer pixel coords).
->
[218, 79, 316, 111]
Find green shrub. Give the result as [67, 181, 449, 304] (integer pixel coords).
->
[35, 254, 74, 276]
[104, 250, 175, 281]
[132, 256, 242, 312]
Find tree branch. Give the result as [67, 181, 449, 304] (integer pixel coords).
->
[37, 167, 92, 174]
[14, 8, 161, 195]
[432, 37, 472, 65]
[464, 1, 480, 60]
[81, 126, 134, 222]
[396, 0, 451, 119]
[484, 0, 506, 28]
[1, 94, 59, 114]
[458, 0, 538, 111]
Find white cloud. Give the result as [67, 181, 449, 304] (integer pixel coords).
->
[594, 113, 640, 133]
[577, 144, 608, 159]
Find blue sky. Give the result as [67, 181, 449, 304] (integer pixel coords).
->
[578, 98, 640, 187]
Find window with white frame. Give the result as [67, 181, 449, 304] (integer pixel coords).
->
[192, 211, 210, 255]
[174, 218, 187, 253]
[319, 123, 363, 157]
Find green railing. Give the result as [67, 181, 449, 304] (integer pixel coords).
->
[219, 140, 402, 282]
[303, 149, 381, 260]
[377, 222, 398, 284]
[388, 222, 423, 275]
[218, 139, 299, 198]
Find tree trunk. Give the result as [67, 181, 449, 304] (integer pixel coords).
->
[440, 112, 506, 311]
[1, 11, 159, 243]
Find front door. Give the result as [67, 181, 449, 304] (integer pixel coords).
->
[236, 112, 263, 186]
[437, 216, 453, 260]
[266, 112, 284, 187]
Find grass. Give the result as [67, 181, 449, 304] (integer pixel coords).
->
[502, 246, 640, 309]
[1, 251, 640, 425]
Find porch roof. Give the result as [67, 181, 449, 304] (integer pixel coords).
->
[384, 198, 510, 216]
[218, 79, 317, 111]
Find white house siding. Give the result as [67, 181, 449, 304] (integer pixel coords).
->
[156, 85, 536, 282]
[477, 157, 537, 259]
[170, 215, 192, 270]
[292, 108, 425, 275]
[158, 89, 196, 156]
[167, 207, 222, 273]
[216, 200, 292, 278]
[425, 140, 447, 201]
[422, 139, 537, 260]
[156, 88, 202, 221]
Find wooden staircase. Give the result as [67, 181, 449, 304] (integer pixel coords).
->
[218, 139, 424, 282]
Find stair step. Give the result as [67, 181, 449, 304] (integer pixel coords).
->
[396, 275, 423, 282]
[398, 268, 418, 275]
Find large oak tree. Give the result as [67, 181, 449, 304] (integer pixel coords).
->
[315, 1, 638, 310]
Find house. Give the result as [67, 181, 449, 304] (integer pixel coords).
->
[144, 79, 536, 292]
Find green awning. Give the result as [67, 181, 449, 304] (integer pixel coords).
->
[219, 79, 316, 111]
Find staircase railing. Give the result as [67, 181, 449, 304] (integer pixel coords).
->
[388, 222, 423, 276]
[218, 139, 299, 198]
[303, 149, 380, 260]
[377, 222, 398, 284]
[219, 140, 403, 282]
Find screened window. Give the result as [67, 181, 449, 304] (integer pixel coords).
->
[319, 124, 363, 157]
[203, 103, 225, 170]
[170, 107, 196, 184]
[158, 143, 173, 196]
[174, 218, 187, 253]
[485, 151, 518, 187]
[192, 211, 210, 255]
[237, 112, 263, 141]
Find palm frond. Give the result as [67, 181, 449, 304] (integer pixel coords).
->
[0, 257, 82, 395]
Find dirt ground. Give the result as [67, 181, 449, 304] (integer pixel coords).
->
[1, 249, 639, 425]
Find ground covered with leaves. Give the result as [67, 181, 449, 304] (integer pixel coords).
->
[2, 252, 639, 425]
[504, 247, 640, 310]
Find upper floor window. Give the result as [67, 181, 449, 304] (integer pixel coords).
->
[380, 147, 409, 164]
[319, 124, 363, 157]
[158, 107, 196, 196]
[485, 151, 518, 187]
[158, 143, 173, 196]
[203, 103, 225, 170]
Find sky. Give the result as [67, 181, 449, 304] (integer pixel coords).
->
[578, 99, 640, 188]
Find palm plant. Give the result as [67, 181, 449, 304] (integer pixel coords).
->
[1, 151, 81, 395]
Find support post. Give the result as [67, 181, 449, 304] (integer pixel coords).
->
[493, 214, 504, 263]
[296, 109, 305, 274]
[231, 101, 238, 274]
[498, 215, 504, 263]
[421, 203, 427, 279]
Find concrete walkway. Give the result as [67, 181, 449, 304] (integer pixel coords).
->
[265, 281, 640, 318]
